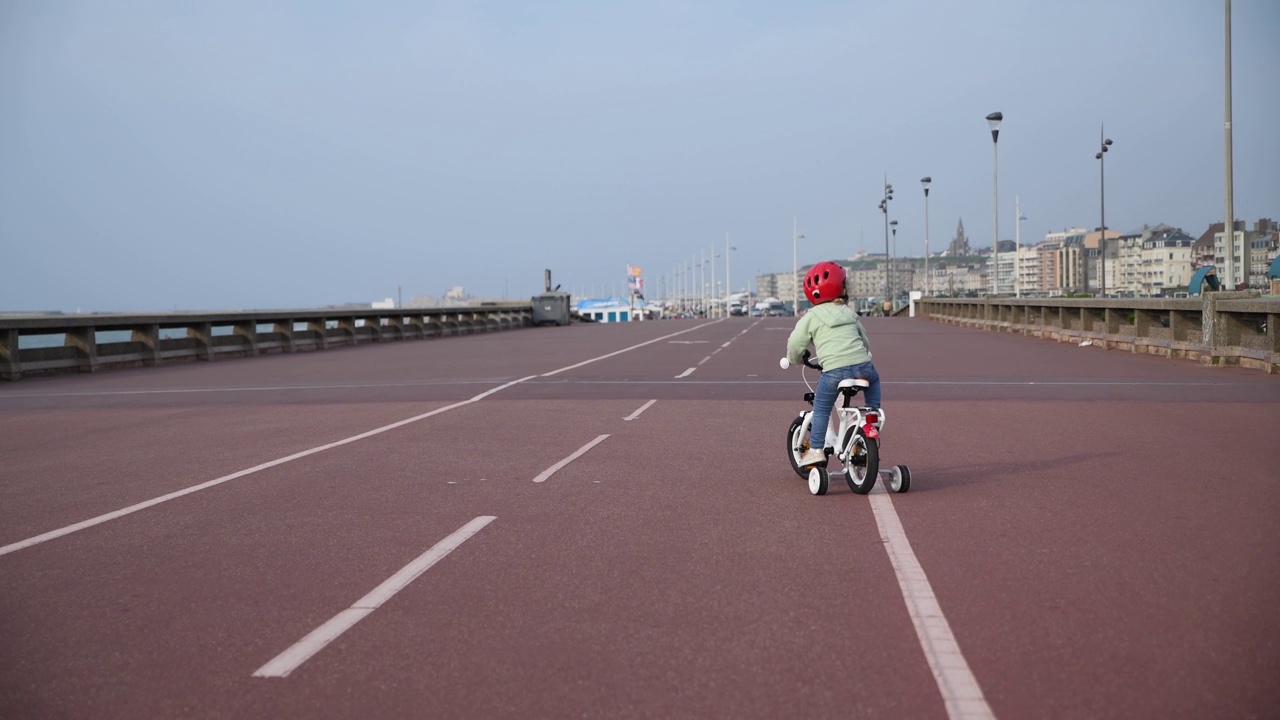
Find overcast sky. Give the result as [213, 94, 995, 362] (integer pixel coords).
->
[2, 0, 1277, 311]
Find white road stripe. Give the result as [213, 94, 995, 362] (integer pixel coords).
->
[532, 435, 610, 483]
[3, 325, 728, 556]
[253, 515, 495, 678]
[869, 484, 995, 720]
[721, 342, 731, 348]
[541, 320, 722, 377]
[674, 368, 696, 378]
[522, 379, 1247, 387]
[623, 400, 657, 421]
[0, 379, 530, 558]
[697, 356, 711, 366]
[0, 379, 507, 400]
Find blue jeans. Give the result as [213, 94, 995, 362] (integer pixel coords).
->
[810, 361, 881, 448]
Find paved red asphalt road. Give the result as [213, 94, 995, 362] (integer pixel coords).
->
[1, 318, 1277, 718]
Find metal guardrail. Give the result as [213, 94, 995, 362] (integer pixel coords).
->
[0, 303, 535, 381]
[916, 292, 1279, 373]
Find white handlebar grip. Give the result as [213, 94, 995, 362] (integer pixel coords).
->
[779, 358, 790, 369]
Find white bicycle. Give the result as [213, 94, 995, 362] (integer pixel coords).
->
[780, 350, 911, 496]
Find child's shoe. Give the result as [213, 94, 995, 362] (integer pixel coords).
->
[798, 447, 827, 467]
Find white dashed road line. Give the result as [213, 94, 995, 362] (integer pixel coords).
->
[623, 400, 657, 421]
[253, 515, 496, 678]
[532, 435, 610, 483]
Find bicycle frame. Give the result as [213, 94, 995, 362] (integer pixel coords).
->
[794, 361, 886, 464]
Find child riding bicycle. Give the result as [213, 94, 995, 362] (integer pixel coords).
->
[785, 261, 882, 467]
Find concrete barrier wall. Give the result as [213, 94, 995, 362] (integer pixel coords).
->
[916, 293, 1280, 374]
[0, 303, 535, 381]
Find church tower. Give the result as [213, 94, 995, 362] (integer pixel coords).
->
[947, 218, 972, 256]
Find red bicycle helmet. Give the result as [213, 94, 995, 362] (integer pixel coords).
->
[803, 261, 846, 305]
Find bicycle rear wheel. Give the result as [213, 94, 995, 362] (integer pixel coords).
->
[841, 426, 879, 495]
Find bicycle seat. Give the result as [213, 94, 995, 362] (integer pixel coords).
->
[837, 378, 870, 391]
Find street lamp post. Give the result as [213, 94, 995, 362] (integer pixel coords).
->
[878, 178, 894, 311]
[725, 233, 735, 316]
[792, 218, 805, 315]
[700, 251, 708, 317]
[890, 220, 899, 307]
[1015, 196, 1025, 298]
[1225, 0, 1235, 290]
[1095, 128, 1114, 296]
[986, 112, 1003, 296]
[921, 177, 932, 296]
[710, 244, 718, 318]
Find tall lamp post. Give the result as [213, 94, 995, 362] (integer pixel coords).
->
[890, 220, 899, 307]
[1015, 197, 1026, 298]
[986, 111, 1003, 296]
[710, 245, 718, 318]
[725, 233, 736, 315]
[878, 178, 894, 310]
[792, 218, 804, 315]
[1224, 0, 1235, 290]
[1095, 129, 1113, 296]
[921, 177, 932, 296]
[701, 252, 709, 317]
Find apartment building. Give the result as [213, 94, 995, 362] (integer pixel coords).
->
[846, 259, 888, 301]
[932, 257, 988, 296]
[1247, 219, 1278, 290]
[1081, 229, 1121, 294]
[1139, 226, 1196, 295]
[1048, 228, 1089, 295]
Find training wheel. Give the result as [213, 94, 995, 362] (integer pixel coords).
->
[808, 467, 829, 496]
[889, 465, 911, 493]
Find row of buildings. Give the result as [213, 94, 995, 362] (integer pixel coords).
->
[757, 217, 1279, 304]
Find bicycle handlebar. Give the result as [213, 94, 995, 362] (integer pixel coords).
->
[779, 349, 824, 371]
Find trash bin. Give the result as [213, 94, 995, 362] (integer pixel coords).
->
[532, 292, 571, 326]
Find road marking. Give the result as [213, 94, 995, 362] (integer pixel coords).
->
[0, 380, 510, 400]
[519, 379, 1256, 387]
[0, 378, 531, 558]
[721, 342, 731, 348]
[532, 435, 610, 483]
[697, 356, 711, 366]
[668, 340, 709, 344]
[623, 399, 657, 421]
[674, 368, 696, 378]
[541, 320, 722, 377]
[253, 516, 495, 678]
[1, 326, 731, 556]
[869, 484, 994, 720]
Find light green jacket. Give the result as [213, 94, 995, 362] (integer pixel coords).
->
[786, 302, 872, 370]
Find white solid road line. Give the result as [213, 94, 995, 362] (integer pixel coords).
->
[674, 368, 696, 378]
[541, 320, 722, 377]
[532, 435, 610, 483]
[623, 400, 657, 421]
[253, 515, 496, 678]
[3, 324, 728, 557]
[0, 379, 507, 400]
[868, 483, 995, 720]
[0, 378, 531, 558]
